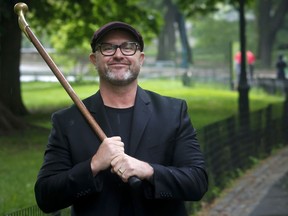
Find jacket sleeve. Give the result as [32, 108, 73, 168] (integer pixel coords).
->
[144, 100, 208, 201]
[34, 112, 104, 213]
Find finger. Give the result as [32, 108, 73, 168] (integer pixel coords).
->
[110, 136, 122, 142]
[111, 153, 124, 165]
[119, 171, 130, 183]
[117, 168, 125, 175]
[116, 167, 129, 182]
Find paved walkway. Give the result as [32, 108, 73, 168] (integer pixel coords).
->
[196, 146, 288, 216]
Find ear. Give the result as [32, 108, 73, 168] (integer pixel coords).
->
[139, 52, 145, 66]
[89, 53, 97, 65]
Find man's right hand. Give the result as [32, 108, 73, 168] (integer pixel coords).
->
[90, 136, 124, 176]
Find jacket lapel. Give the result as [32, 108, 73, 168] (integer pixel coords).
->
[129, 87, 152, 156]
[83, 91, 113, 140]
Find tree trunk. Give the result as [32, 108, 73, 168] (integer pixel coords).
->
[176, 12, 193, 67]
[156, 0, 177, 61]
[0, 102, 28, 135]
[257, 0, 288, 67]
[0, 1, 29, 134]
[0, 1, 28, 116]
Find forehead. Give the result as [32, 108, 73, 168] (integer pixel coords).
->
[100, 29, 137, 43]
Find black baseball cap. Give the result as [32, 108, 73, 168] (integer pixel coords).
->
[90, 21, 144, 52]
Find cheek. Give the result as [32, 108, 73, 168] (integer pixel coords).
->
[96, 63, 108, 73]
[129, 60, 140, 71]
[95, 56, 107, 69]
[132, 55, 144, 68]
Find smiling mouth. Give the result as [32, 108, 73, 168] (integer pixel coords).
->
[108, 63, 129, 69]
[109, 62, 128, 65]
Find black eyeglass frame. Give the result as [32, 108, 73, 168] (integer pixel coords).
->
[95, 42, 140, 56]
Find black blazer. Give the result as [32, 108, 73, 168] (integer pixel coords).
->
[35, 86, 208, 216]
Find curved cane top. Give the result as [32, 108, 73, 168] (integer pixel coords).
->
[14, 3, 30, 39]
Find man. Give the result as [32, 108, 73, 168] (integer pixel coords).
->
[276, 54, 287, 80]
[35, 21, 208, 216]
[234, 50, 256, 85]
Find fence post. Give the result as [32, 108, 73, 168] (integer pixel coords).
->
[226, 117, 237, 169]
[265, 105, 272, 154]
[202, 124, 216, 186]
[283, 81, 288, 143]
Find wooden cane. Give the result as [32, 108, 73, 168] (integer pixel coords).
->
[14, 2, 141, 187]
[14, 3, 106, 141]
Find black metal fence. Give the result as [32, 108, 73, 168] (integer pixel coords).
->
[256, 78, 288, 97]
[197, 101, 288, 199]
[4, 206, 42, 216]
[4, 206, 70, 216]
[4, 101, 287, 216]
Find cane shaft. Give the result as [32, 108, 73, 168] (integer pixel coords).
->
[27, 28, 107, 141]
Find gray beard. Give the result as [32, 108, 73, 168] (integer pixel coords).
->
[99, 68, 139, 86]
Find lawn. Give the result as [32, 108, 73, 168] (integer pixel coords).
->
[21, 79, 284, 129]
[0, 79, 284, 214]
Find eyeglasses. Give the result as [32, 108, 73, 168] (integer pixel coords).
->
[95, 42, 140, 56]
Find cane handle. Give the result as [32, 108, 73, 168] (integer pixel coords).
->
[14, 3, 30, 40]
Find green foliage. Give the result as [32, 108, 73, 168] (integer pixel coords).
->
[176, 0, 255, 17]
[249, 156, 260, 166]
[191, 13, 257, 54]
[19, 0, 261, 68]
[27, 0, 161, 53]
[274, 14, 288, 52]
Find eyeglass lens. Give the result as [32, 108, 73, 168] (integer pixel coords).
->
[98, 42, 138, 56]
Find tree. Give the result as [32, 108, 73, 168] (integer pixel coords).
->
[156, 0, 220, 65]
[0, 0, 30, 132]
[256, 0, 288, 67]
[0, 1, 29, 115]
[156, 0, 177, 62]
[156, 0, 192, 68]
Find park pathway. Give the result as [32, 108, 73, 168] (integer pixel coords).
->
[196, 146, 288, 216]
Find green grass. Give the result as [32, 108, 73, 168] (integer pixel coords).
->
[139, 80, 283, 128]
[21, 79, 284, 129]
[0, 128, 49, 214]
[0, 79, 284, 214]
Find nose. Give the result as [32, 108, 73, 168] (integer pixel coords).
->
[113, 47, 123, 58]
